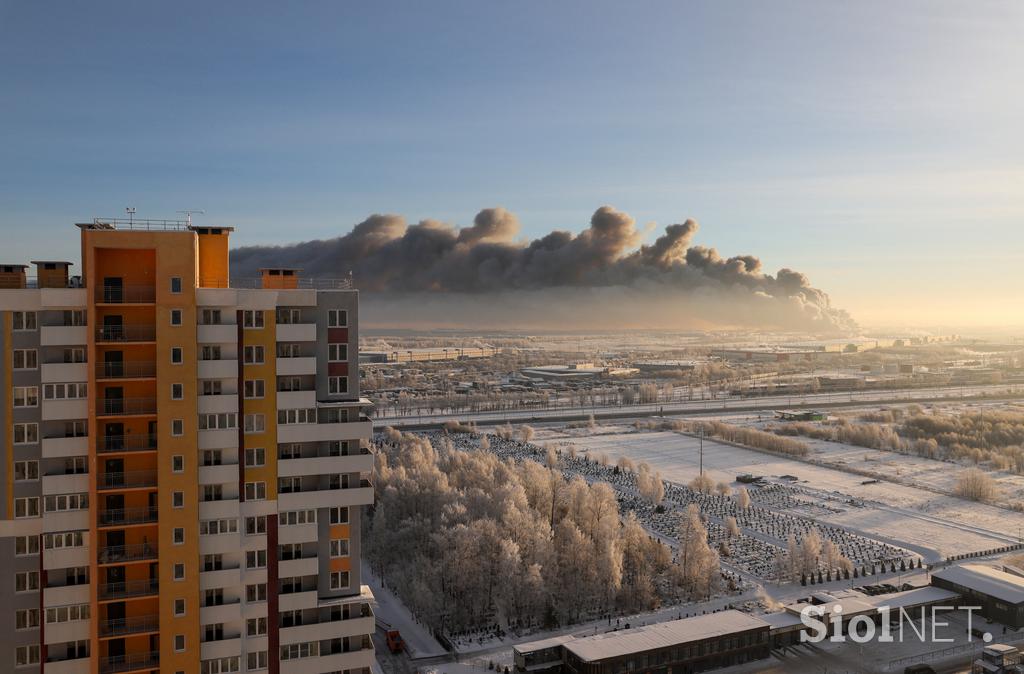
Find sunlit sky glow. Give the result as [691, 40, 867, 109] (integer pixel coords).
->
[1, 1, 1021, 330]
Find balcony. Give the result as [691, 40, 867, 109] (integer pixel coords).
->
[44, 655, 91, 674]
[99, 650, 159, 674]
[198, 358, 238, 379]
[277, 418, 372, 444]
[40, 324, 88, 346]
[97, 433, 157, 454]
[197, 323, 237, 343]
[96, 361, 156, 380]
[96, 324, 156, 342]
[97, 397, 157, 417]
[98, 506, 158, 527]
[42, 471, 90, 495]
[95, 285, 156, 305]
[98, 578, 159, 601]
[98, 614, 159, 638]
[98, 543, 158, 565]
[276, 356, 316, 376]
[97, 470, 157, 491]
[278, 450, 374, 478]
[198, 393, 238, 415]
[42, 398, 90, 421]
[42, 434, 89, 458]
[278, 479, 373, 511]
[277, 389, 316, 409]
[276, 322, 316, 342]
[41, 361, 89, 383]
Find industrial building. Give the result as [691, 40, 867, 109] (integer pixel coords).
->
[515, 610, 771, 674]
[931, 564, 1024, 629]
[0, 219, 374, 674]
[359, 345, 498, 364]
[520, 363, 638, 382]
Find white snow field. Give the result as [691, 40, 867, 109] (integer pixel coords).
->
[558, 430, 1022, 559]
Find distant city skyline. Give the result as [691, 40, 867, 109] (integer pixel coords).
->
[1, 1, 1021, 329]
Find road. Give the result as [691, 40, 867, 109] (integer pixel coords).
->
[375, 384, 1023, 429]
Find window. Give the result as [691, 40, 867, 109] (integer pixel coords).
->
[247, 651, 268, 671]
[172, 455, 184, 472]
[200, 345, 222, 360]
[244, 481, 266, 500]
[15, 571, 40, 592]
[202, 485, 223, 502]
[13, 461, 39, 481]
[12, 349, 37, 370]
[170, 277, 182, 293]
[44, 493, 88, 512]
[43, 383, 88, 399]
[199, 519, 237, 535]
[43, 532, 84, 549]
[246, 617, 268, 636]
[245, 583, 267, 602]
[328, 376, 348, 394]
[171, 383, 184, 399]
[63, 456, 87, 474]
[280, 509, 316, 526]
[200, 309, 222, 325]
[173, 527, 185, 544]
[330, 538, 350, 557]
[277, 343, 301, 359]
[172, 419, 184, 436]
[330, 571, 350, 590]
[328, 343, 348, 362]
[277, 376, 302, 392]
[203, 554, 224, 572]
[279, 543, 302, 560]
[175, 634, 186, 652]
[204, 589, 224, 607]
[173, 563, 185, 580]
[244, 414, 265, 434]
[13, 386, 39, 407]
[63, 347, 86, 363]
[242, 310, 264, 328]
[16, 608, 40, 630]
[13, 423, 38, 445]
[202, 449, 222, 466]
[279, 443, 300, 459]
[245, 549, 267, 569]
[15, 645, 40, 666]
[63, 310, 86, 326]
[328, 309, 348, 327]
[276, 308, 301, 324]
[277, 408, 315, 425]
[244, 379, 265, 399]
[170, 309, 183, 326]
[175, 598, 186, 616]
[12, 311, 37, 331]
[14, 497, 40, 518]
[243, 345, 265, 364]
[173, 491, 184, 508]
[245, 516, 267, 535]
[329, 507, 349, 525]
[64, 420, 87, 437]
[280, 642, 319, 660]
[201, 656, 240, 674]
[199, 413, 237, 430]
[202, 380, 223, 395]
[15, 535, 39, 556]
[44, 604, 89, 623]
[171, 347, 183, 364]
[278, 477, 301, 493]
[244, 447, 265, 467]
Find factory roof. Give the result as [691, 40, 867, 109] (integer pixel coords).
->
[932, 564, 1024, 604]
[564, 611, 768, 663]
[513, 635, 578, 655]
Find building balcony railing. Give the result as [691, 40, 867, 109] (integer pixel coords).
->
[98, 578, 159, 601]
[97, 434, 157, 453]
[98, 543, 158, 564]
[96, 325, 156, 342]
[98, 614, 159, 638]
[95, 285, 156, 304]
[98, 470, 157, 491]
[97, 398, 158, 417]
[98, 506, 158, 527]
[96, 361, 156, 379]
[99, 650, 159, 674]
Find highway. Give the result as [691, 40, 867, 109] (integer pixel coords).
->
[373, 383, 1024, 430]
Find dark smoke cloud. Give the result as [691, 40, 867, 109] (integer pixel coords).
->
[231, 206, 857, 332]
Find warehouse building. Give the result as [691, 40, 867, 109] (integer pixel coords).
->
[932, 564, 1024, 629]
[514, 611, 771, 674]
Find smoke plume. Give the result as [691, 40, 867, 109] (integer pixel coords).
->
[231, 206, 857, 332]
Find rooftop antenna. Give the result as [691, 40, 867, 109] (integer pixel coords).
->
[125, 207, 136, 226]
[177, 209, 205, 227]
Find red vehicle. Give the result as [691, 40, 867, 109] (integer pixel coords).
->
[386, 630, 405, 654]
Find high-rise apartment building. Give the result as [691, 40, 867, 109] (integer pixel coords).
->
[0, 219, 375, 674]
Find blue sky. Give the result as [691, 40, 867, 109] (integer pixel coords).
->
[1, 1, 1021, 326]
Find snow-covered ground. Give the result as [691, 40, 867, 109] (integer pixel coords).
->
[557, 430, 1021, 559]
[363, 561, 449, 659]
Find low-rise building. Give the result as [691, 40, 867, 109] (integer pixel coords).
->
[932, 564, 1024, 629]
